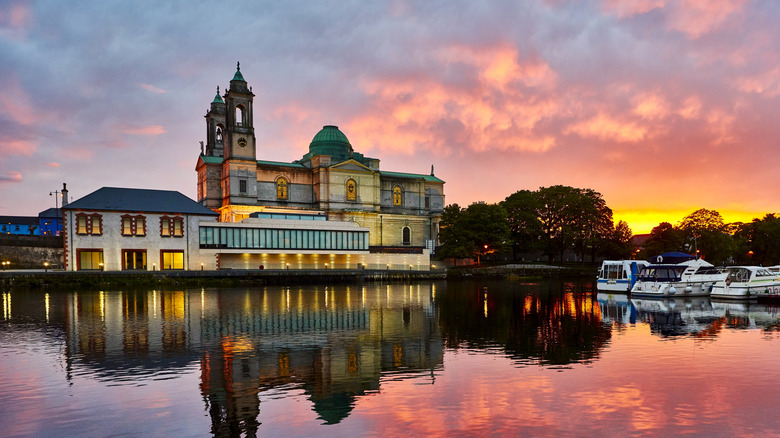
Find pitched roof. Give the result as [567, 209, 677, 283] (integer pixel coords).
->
[381, 171, 445, 183]
[62, 187, 218, 216]
[0, 216, 38, 225]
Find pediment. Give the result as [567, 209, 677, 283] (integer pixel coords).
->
[330, 159, 374, 173]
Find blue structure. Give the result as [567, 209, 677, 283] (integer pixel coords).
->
[0, 216, 39, 235]
[38, 208, 63, 236]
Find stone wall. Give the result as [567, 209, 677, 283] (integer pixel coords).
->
[0, 235, 64, 269]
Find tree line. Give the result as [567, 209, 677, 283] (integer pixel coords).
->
[438, 185, 780, 266]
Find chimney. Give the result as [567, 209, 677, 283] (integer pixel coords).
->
[61, 183, 69, 207]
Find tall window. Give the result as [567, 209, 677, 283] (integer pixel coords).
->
[235, 105, 244, 127]
[216, 126, 223, 143]
[402, 226, 411, 246]
[161, 216, 184, 237]
[239, 179, 247, 194]
[161, 250, 184, 270]
[123, 250, 147, 270]
[77, 249, 104, 270]
[346, 179, 357, 201]
[76, 213, 102, 235]
[276, 177, 289, 200]
[393, 186, 403, 206]
[121, 215, 146, 236]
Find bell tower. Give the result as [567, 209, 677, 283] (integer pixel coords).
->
[221, 62, 258, 208]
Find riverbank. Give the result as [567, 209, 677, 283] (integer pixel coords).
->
[0, 263, 596, 289]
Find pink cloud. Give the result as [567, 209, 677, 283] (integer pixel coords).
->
[601, 0, 667, 19]
[667, 0, 747, 39]
[46, 162, 60, 168]
[0, 139, 36, 156]
[565, 113, 648, 143]
[139, 83, 167, 94]
[0, 171, 22, 183]
[0, 1, 32, 35]
[121, 125, 167, 136]
[0, 77, 38, 126]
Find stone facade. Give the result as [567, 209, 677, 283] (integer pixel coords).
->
[196, 64, 444, 250]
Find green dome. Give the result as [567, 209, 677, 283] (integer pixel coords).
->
[308, 125, 353, 161]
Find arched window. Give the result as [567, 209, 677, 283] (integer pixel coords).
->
[276, 177, 289, 200]
[402, 226, 411, 245]
[215, 126, 223, 143]
[346, 179, 357, 201]
[393, 186, 403, 206]
[235, 105, 244, 127]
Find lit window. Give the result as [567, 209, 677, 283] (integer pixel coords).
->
[393, 186, 403, 206]
[77, 249, 104, 270]
[346, 179, 357, 201]
[123, 250, 147, 270]
[160, 216, 184, 237]
[276, 177, 288, 200]
[75, 213, 102, 235]
[121, 215, 146, 236]
[161, 250, 184, 270]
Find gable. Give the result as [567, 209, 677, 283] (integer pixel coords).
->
[330, 159, 374, 173]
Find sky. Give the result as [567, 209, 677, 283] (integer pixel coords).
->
[2, 0, 779, 234]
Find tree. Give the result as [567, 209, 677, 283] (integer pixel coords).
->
[438, 204, 470, 259]
[678, 208, 735, 264]
[642, 222, 684, 257]
[734, 214, 780, 265]
[501, 190, 543, 259]
[600, 220, 635, 259]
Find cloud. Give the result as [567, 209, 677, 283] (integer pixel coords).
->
[121, 125, 167, 136]
[565, 113, 648, 143]
[46, 162, 60, 168]
[140, 83, 167, 94]
[0, 171, 22, 183]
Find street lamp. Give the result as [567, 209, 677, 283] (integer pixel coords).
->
[44, 262, 49, 272]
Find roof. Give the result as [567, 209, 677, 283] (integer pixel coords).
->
[199, 154, 223, 165]
[232, 62, 245, 82]
[382, 171, 445, 183]
[0, 216, 38, 225]
[212, 87, 224, 104]
[62, 187, 218, 216]
[303, 125, 354, 163]
[38, 208, 62, 218]
[257, 160, 307, 168]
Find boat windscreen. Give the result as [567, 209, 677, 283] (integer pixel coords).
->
[637, 266, 685, 281]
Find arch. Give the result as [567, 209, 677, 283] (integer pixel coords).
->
[346, 178, 357, 201]
[215, 125, 223, 143]
[392, 185, 403, 206]
[402, 226, 411, 246]
[235, 105, 245, 127]
[276, 177, 289, 200]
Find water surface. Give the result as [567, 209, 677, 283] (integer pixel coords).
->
[2, 280, 780, 437]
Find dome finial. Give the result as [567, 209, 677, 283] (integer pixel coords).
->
[237, 61, 240, 71]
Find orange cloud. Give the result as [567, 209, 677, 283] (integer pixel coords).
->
[633, 92, 670, 120]
[122, 125, 167, 136]
[46, 162, 60, 168]
[565, 113, 648, 143]
[736, 67, 780, 96]
[678, 96, 702, 119]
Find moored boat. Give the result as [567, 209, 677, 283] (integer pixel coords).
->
[631, 252, 725, 298]
[596, 260, 650, 292]
[710, 266, 780, 299]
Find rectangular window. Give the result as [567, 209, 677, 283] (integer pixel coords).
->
[161, 250, 184, 270]
[122, 215, 146, 236]
[161, 216, 184, 237]
[161, 218, 171, 236]
[76, 213, 102, 235]
[173, 218, 183, 236]
[123, 250, 147, 270]
[136, 217, 145, 236]
[122, 216, 133, 235]
[77, 216, 88, 234]
[239, 179, 247, 194]
[77, 249, 104, 270]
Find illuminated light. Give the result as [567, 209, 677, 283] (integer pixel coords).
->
[45, 293, 50, 323]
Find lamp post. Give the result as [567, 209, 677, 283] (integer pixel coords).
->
[44, 262, 49, 272]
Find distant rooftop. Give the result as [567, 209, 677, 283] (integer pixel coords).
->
[63, 187, 218, 216]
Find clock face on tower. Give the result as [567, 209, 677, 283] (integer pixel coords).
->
[238, 138, 247, 147]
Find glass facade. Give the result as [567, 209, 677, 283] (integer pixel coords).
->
[199, 226, 369, 251]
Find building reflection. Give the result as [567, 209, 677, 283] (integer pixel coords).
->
[5, 284, 442, 433]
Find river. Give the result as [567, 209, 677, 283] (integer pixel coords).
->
[2, 279, 780, 437]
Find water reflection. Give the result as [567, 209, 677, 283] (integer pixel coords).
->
[437, 279, 609, 366]
[597, 292, 780, 337]
[0, 284, 443, 435]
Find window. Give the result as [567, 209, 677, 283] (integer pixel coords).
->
[216, 126, 223, 143]
[77, 249, 104, 270]
[393, 186, 403, 206]
[75, 213, 102, 235]
[161, 250, 184, 270]
[402, 226, 411, 246]
[235, 105, 244, 127]
[346, 179, 357, 201]
[121, 215, 146, 236]
[161, 216, 184, 237]
[276, 177, 288, 200]
[239, 179, 247, 194]
[123, 250, 147, 270]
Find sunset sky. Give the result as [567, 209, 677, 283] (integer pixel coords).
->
[2, 0, 779, 234]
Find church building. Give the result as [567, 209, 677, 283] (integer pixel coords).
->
[195, 63, 445, 251]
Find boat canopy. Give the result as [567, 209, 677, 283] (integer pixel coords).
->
[637, 265, 687, 282]
[647, 252, 696, 264]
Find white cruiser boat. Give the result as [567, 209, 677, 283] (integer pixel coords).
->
[710, 266, 780, 299]
[596, 260, 650, 292]
[631, 253, 725, 298]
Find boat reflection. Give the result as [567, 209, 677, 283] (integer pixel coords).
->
[598, 293, 780, 337]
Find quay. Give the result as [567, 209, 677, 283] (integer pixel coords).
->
[0, 268, 447, 289]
